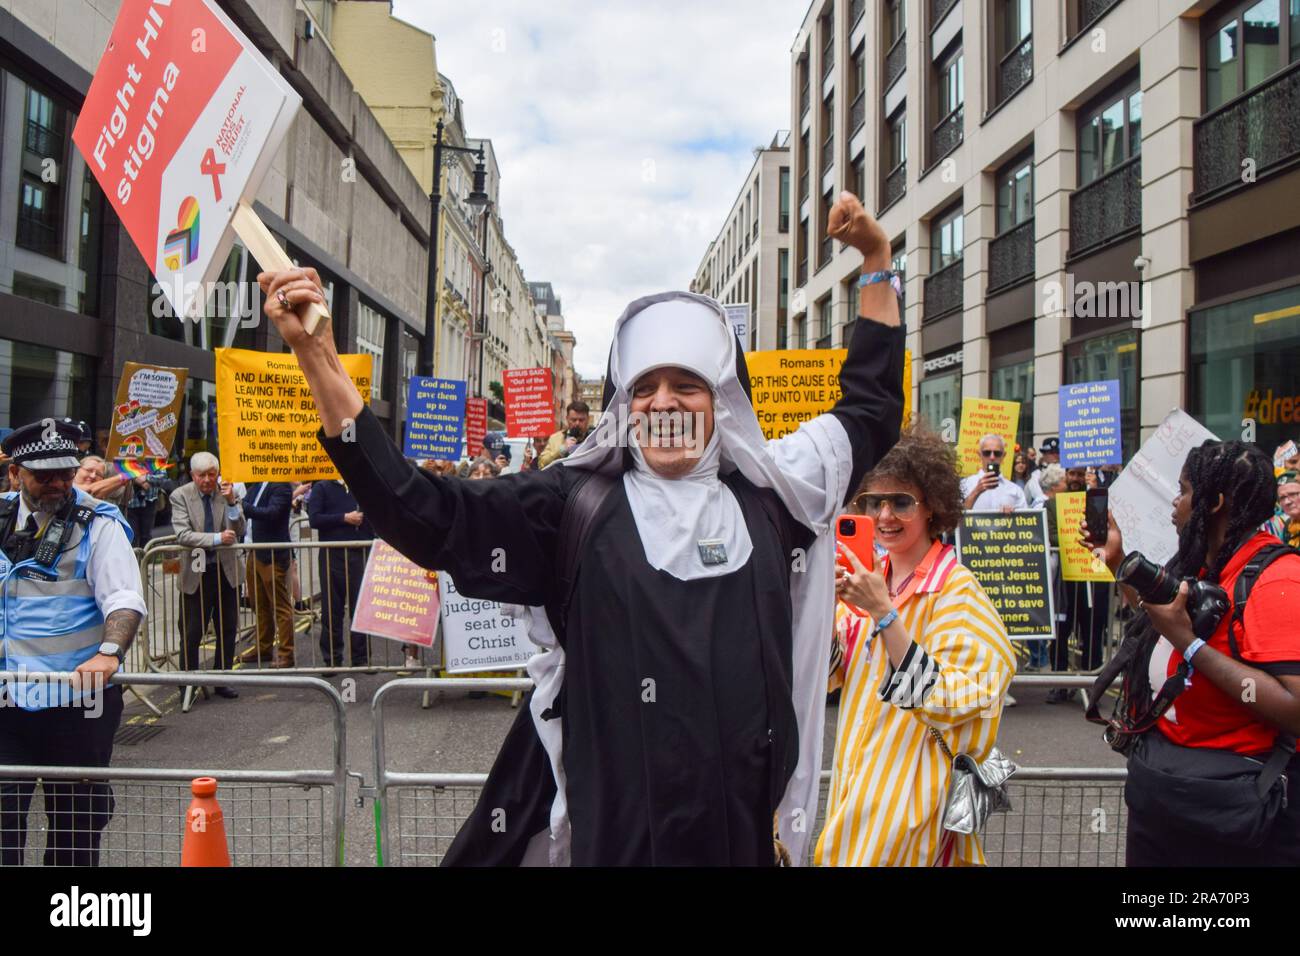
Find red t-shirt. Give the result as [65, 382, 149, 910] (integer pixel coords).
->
[1152, 533, 1300, 754]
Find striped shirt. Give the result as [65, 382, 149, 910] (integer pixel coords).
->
[816, 541, 1016, 866]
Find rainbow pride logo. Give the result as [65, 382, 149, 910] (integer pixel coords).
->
[162, 197, 200, 271]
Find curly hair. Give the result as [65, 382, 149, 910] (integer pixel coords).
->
[853, 424, 964, 535]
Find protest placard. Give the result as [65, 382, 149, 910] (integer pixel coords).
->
[1109, 409, 1218, 566]
[723, 304, 750, 349]
[71, 0, 327, 330]
[105, 362, 187, 462]
[955, 510, 1054, 640]
[1276, 440, 1299, 471]
[465, 397, 488, 458]
[746, 349, 845, 440]
[403, 377, 465, 462]
[503, 368, 554, 438]
[438, 572, 533, 673]
[1055, 492, 1115, 582]
[350, 541, 439, 648]
[214, 348, 372, 482]
[956, 398, 1021, 478]
[1059, 380, 1122, 467]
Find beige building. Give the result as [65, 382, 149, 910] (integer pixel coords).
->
[789, 0, 1300, 456]
[692, 132, 794, 351]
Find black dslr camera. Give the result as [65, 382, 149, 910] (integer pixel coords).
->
[1116, 551, 1231, 640]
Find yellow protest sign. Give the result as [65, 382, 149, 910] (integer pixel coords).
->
[1056, 491, 1115, 582]
[215, 348, 372, 482]
[956, 397, 1021, 478]
[746, 349, 846, 439]
[902, 348, 913, 427]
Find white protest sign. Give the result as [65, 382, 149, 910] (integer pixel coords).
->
[72, 0, 303, 320]
[724, 303, 751, 350]
[437, 572, 533, 674]
[1108, 409, 1218, 566]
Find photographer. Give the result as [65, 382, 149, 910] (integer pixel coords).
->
[960, 435, 1027, 513]
[1087, 440, 1300, 866]
[537, 401, 591, 469]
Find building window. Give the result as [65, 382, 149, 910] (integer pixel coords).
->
[1065, 329, 1139, 462]
[148, 241, 261, 351]
[817, 295, 833, 344]
[1204, 0, 1300, 112]
[850, 47, 866, 135]
[0, 339, 94, 429]
[996, 152, 1034, 233]
[778, 250, 789, 323]
[931, 43, 965, 163]
[18, 85, 69, 260]
[882, 106, 907, 210]
[1189, 282, 1300, 457]
[796, 315, 808, 349]
[892, 242, 908, 315]
[992, 0, 1033, 108]
[821, 92, 835, 175]
[820, 189, 835, 266]
[931, 203, 964, 272]
[919, 370, 962, 436]
[1078, 78, 1142, 186]
[990, 358, 1035, 453]
[779, 167, 791, 231]
[852, 155, 866, 204]
[356, 302, 388, 396]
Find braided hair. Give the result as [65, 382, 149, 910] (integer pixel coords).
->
[1116, 440, 1278, 723]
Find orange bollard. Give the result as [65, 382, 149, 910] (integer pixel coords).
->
[181, 776, 231, 866]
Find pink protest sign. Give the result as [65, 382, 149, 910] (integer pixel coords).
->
[350, 541, 439, 648]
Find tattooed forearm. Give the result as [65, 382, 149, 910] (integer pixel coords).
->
[103, 609, 142, 651]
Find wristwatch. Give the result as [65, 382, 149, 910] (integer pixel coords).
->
[98, 641, 125, 663]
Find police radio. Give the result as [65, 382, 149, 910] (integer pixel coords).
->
[32, 502, 94, 568]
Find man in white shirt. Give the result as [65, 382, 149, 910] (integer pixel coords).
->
[1024, 436, 1059, 504]
[961, 434, 1028, 513]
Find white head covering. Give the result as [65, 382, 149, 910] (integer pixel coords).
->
[520, 290, 851, 866]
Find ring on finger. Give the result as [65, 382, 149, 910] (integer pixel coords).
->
[276, 290, 291, 311]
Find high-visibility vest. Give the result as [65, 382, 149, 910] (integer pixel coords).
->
[0, 489, 132, 711]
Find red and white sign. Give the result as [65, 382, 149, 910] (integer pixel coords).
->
[502, 368, 555, 439]
[350, 541, 440, 648]
[72, 0, 299, 319]
[465, 397, 488, 458]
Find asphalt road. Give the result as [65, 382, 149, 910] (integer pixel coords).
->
[106, 668, 1125, 867]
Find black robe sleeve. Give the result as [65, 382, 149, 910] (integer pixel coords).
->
[828, 317, 906, 504]
[318, 406, 570, 605]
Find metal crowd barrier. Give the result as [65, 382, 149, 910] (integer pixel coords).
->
[137, 536, 433, 705]
[367, 676, 1129, 867]
[0, 671, 348, 867]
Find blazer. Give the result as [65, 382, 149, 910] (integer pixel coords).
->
[170, 481, 247, 594]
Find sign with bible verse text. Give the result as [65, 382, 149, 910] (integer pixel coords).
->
[72, 0, 299, 319]
[746, 350, 845, 440]
[351, 541, 439, 648]
[956, 398, 1021, 479]
[955, 510, 1054, 640]
[1059, 380, 1122, 467]
[214, 348, 372, 482]
[465, 397, 488, 458]
[1056, 492, 1115, 582]
[105, 362, 188, 461]
[403, 376, 465, 462]
[503, 368, 554, 438]
[438, 572, 532, 673]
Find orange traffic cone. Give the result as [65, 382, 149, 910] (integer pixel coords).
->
[181, 776, 231, 866]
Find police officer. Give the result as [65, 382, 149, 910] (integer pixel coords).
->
[0, 419, 146, 866]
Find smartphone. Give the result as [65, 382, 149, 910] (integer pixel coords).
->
[1085, 487, 1109, 545]
[985, 462, 1000, 475]
[835, 515, 875, 574]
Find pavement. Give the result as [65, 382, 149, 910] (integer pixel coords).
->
[109, 663, 1125, 866]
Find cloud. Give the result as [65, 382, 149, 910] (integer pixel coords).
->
[391, 0, 796, 376]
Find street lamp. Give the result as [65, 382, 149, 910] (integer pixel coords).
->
[420, 117, 490, 378]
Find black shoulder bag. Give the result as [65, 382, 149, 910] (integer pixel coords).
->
[1119, 544, 1298, 848]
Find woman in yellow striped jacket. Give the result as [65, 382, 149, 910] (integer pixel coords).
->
[817, 427, 1016, 866]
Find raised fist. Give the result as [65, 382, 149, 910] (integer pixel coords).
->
[828, 191, 889, 264]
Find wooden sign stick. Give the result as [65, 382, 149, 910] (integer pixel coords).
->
[231, 200, 332, 336]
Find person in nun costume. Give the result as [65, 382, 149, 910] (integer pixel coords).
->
[258, 191, 904, 866]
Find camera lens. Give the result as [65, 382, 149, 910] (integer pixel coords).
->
[839, 518, 856, 537]
[1116, 552, 1180, 605]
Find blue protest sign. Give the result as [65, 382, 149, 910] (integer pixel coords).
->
[403, 376, 466, 461]
[1058, 380, 1122, 466]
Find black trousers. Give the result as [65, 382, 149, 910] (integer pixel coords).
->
[1126, 752, 1300, 866]
[318, 547, 369, 667]
[1054, 580, 1107, 671]
[0, 685, 123, 866]
[179, 563, 239, 671]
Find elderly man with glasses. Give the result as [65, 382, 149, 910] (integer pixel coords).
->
[960, 434, 1028, 514]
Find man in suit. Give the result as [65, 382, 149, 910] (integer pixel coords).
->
[236, 481, 295, 667]
[170, 452, 245, 698]
[307, 479, 373, 668]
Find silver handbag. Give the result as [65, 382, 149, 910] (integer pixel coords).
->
[930, 728, 1017, 835]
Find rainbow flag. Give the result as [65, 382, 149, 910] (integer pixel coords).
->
[112, 458, 172, 479]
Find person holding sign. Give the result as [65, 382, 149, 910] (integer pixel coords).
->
[1085, 440, 1300, 866]
[256, 190, 904, 867]
[961, 435, 1027, 513]
[820, 427, 1015, 866]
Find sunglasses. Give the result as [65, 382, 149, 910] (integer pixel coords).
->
[856, 493, 921, 519]
[29, 469, 76, 484]
[980, 449, 1006, 458]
